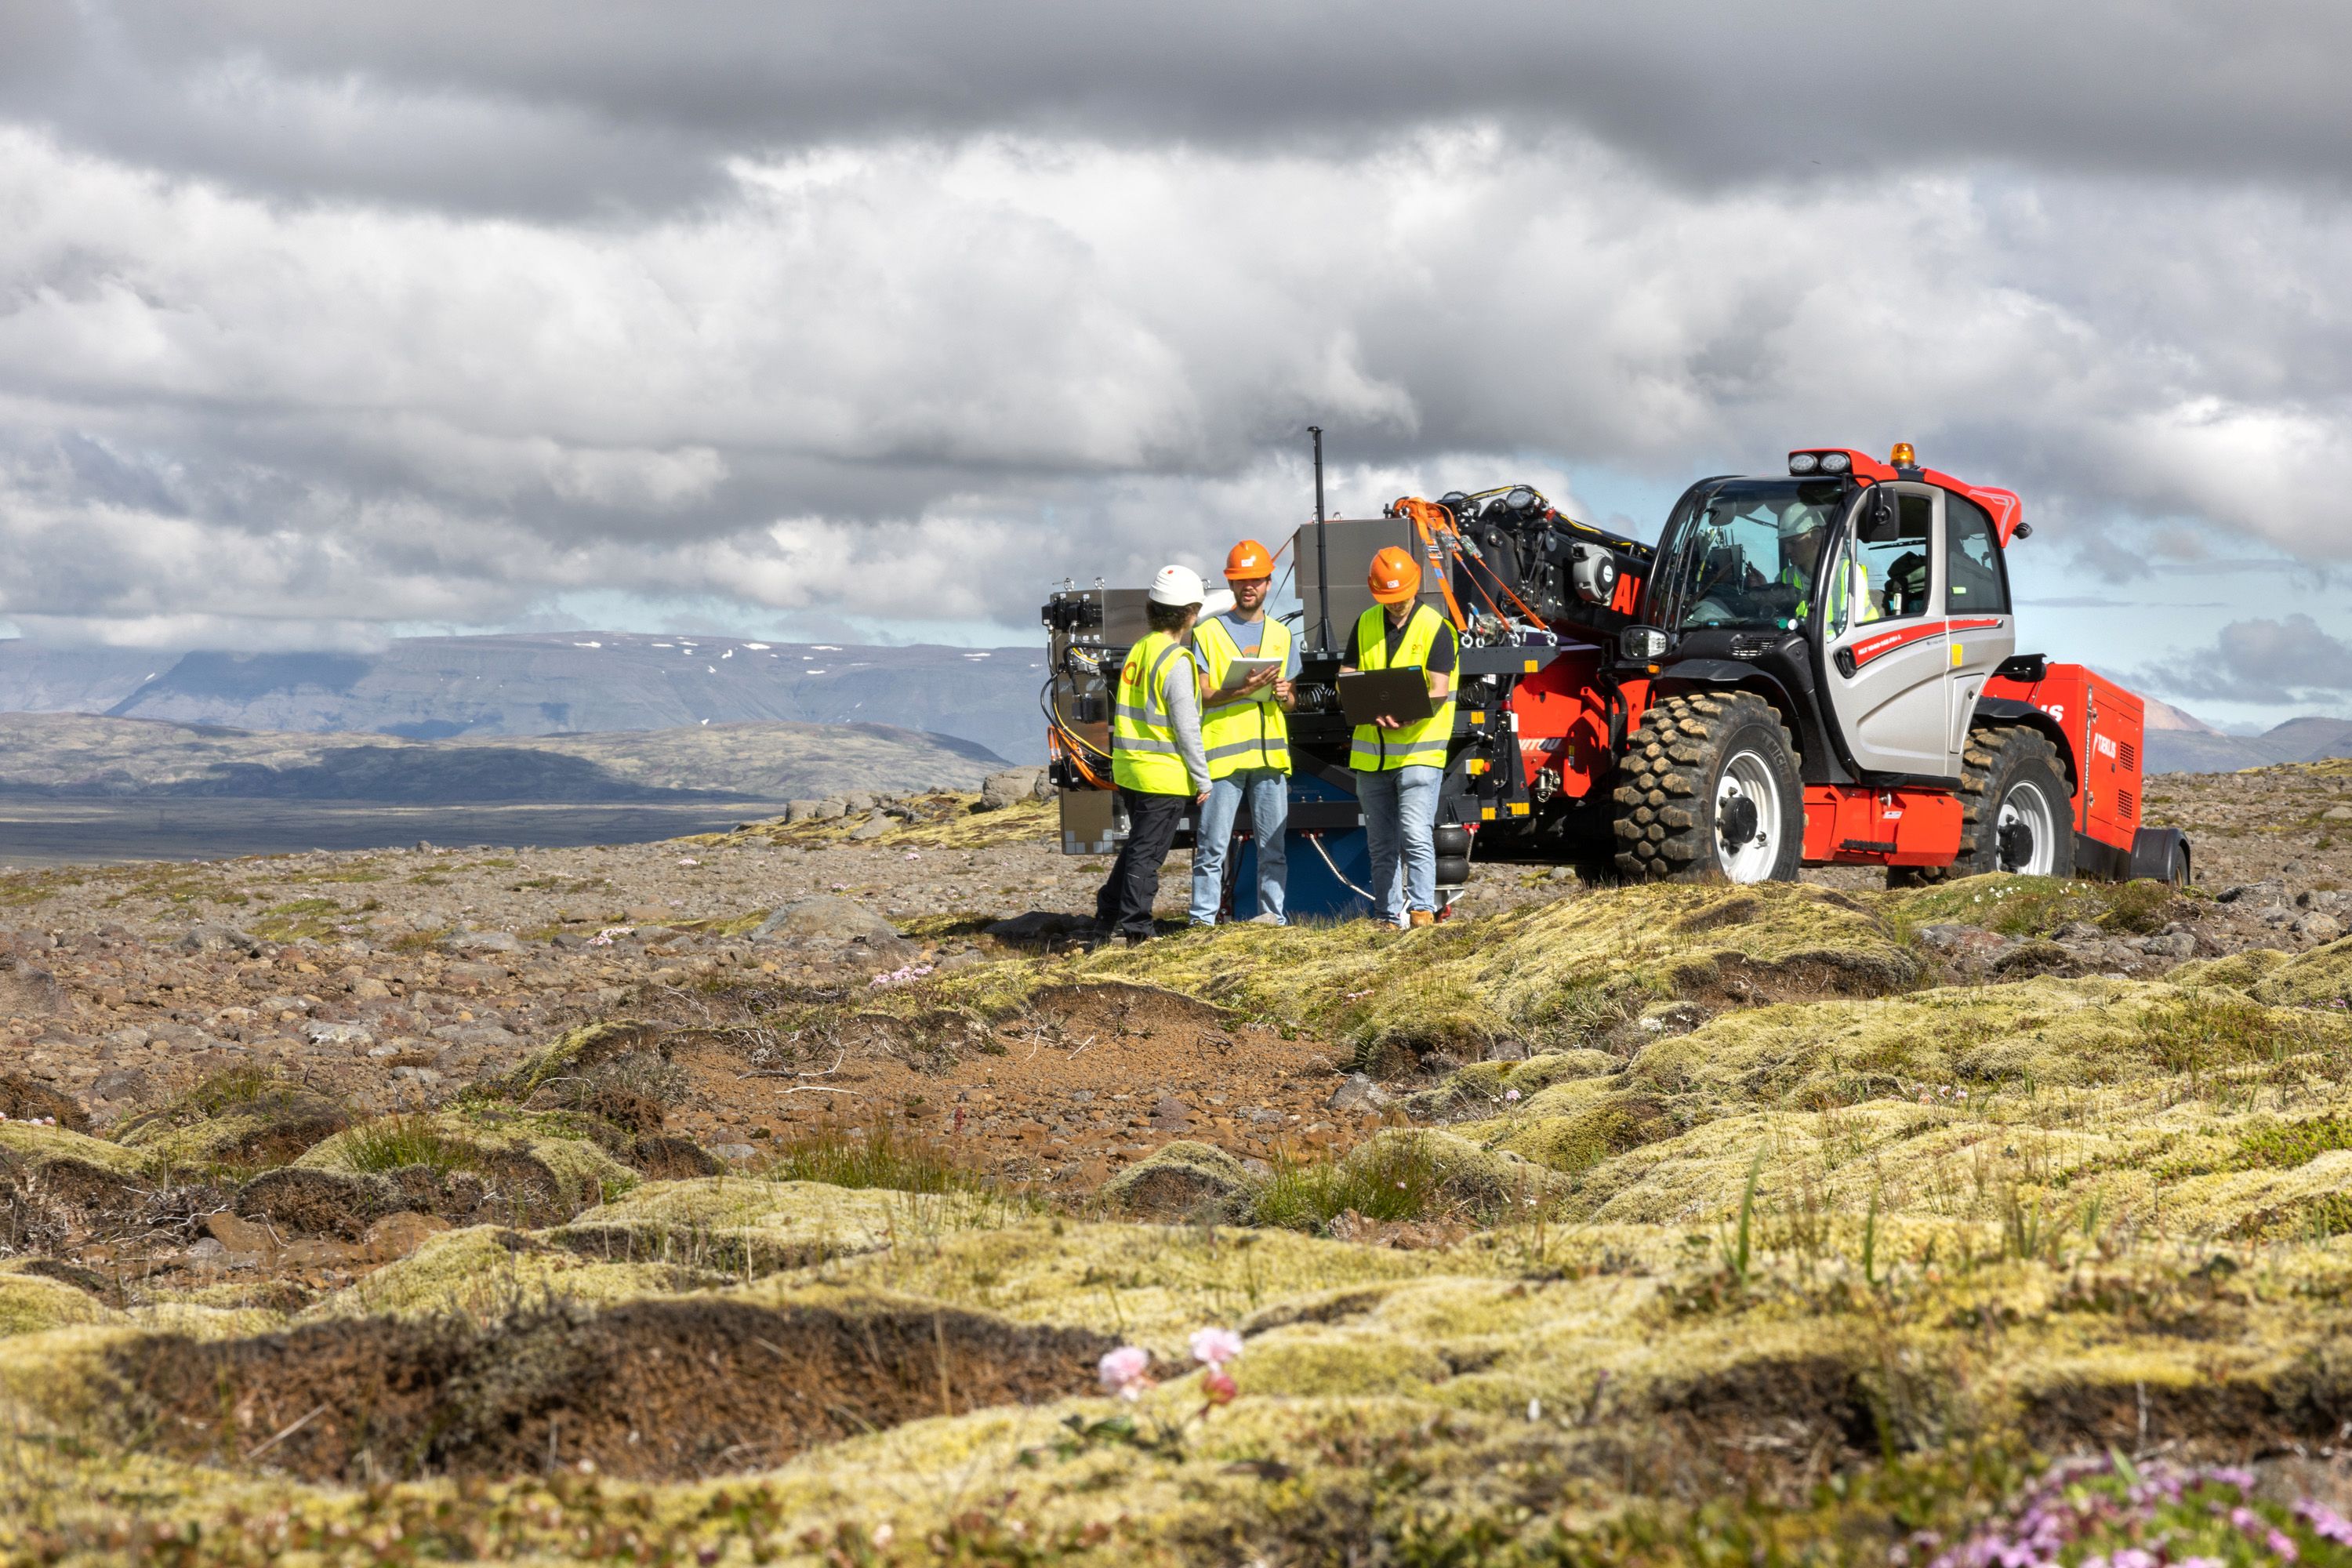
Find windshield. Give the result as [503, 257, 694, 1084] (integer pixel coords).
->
[1656, 478, 1849, 631]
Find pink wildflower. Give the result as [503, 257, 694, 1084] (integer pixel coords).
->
[1201, 1367, 1237, 1406]
[1098, 1345, 1152, 1399]
[1504, 1088, 1521, 1102]
[1189, 1327, 1243, 1368]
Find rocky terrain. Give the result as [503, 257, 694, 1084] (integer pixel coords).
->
[0, 632, 1047, 762]
[2, 761, 2351, 1563]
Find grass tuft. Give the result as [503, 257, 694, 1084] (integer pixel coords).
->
[1250, 1134, 1444, 1232]
[760, 1116, 986, 1194]
[339, 1116, 488, 1176]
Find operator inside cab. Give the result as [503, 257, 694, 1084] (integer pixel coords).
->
[1775, 501, 1878, 629]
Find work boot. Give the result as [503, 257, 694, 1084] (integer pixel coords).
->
[1408, 910, 1436, 928]
[1247, 912, 1285, 927]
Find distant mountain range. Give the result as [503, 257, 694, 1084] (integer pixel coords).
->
[0, 713, 1002, 803]
[0, 633, 1047, 761]
[2141, 699, 2352, 775]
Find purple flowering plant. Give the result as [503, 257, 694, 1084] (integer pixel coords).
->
[1926, 1454, 2352, 1568]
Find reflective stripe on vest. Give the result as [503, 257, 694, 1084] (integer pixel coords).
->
[1110, 631, 1196, 793]
[1195, 614, 1293, 779]
[1347, 604, 1456, 772]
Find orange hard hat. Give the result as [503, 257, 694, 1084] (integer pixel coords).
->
[1225, 539, 1274, 580]
[1367, 546, 1421, 604]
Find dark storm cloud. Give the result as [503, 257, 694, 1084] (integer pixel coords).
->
[2, 2, 2352, 663]
[7, 2, 2352, 215]
[2141, 615, 2352, 705]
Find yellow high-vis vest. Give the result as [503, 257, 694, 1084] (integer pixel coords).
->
[1194, 614, 1293, 779]
[1110, 630, 1196, 794]
[1348, 604, 1455, 772]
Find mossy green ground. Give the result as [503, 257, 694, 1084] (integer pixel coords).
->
[7, 875, 2352, 1563]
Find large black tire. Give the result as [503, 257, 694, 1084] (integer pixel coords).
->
[1613, 691, 1804, 883]
[1887, 724, 2075, 887]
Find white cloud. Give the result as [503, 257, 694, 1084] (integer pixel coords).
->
[2, 111, 2352, 648]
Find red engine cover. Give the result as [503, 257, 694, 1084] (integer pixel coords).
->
[1982, 662, 2144, 854]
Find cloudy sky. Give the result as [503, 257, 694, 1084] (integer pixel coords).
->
[4, 2, 2352, 726]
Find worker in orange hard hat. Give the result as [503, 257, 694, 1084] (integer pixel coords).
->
[1189, 538, 1297, 927]
[1341, 545, 1455, 929]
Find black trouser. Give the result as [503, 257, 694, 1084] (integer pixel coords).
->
[1094, 786, 1189, 938]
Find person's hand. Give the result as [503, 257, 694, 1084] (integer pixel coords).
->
[1196, 789, 1210, 804]
[1242, 665, 1279, 692]
[1374, 714, 1401, 729]
[1272, 678, 1295, 708]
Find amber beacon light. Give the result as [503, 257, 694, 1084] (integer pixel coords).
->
[1889, 441, 1916, 466]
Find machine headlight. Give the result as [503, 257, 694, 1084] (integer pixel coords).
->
[1621, 626, 1669, 662]
[1787, 452, 1820, 474]
[1818, 451, 1852, 474]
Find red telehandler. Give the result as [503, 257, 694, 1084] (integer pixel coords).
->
[1042, 442, 2188, 915]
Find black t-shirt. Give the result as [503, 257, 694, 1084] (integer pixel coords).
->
[1342, 608, 1457, 675]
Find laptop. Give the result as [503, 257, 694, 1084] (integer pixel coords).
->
[1336, 669, 1435, 728]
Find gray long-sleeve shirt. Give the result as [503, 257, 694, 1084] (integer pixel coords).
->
[1164, 648, 1211, 793]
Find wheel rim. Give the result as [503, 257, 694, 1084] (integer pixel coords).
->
[1714, 750, 1783, 884]
[1994, 781, 2057, 875]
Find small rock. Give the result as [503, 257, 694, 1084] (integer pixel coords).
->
[1325, 1073, 1392, 1112]
[710, 1143, 760, 1163]
[848, 815, 891, 840]
[1918, 923, 2007, 956]
[307, 1022, 374, 1048]
[2296, 913, 2343, 941]
[750, 897, 904, 946]
[363, 1211, 452, 1261]
[2143, 931, 2198, 958]
[441, 929, 525, 954]
[176, 924, 260, 956]
[186, 1236, 226, 1261]
[2053, 920, 2101, 942]
[2324, 805, 2352, 822]
[976, 767, 1047, 811]
[841, 792, 876, 815]
[351, 978, 392, 1000]
[204, 1211, 276, 1255]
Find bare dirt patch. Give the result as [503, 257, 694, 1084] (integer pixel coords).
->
[110, 1298, 1114, 1482]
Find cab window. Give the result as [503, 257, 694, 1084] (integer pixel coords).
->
[1848, 492, 1933, 621]
[1943, 492, 2010, 615]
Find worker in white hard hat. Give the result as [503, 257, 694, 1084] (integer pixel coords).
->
[1092, 564, 1232, 946]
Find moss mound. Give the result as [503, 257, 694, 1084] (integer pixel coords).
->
[302, 1225, 724, 1323]
[115, 1067, 349, 1172]
[550, 1177, 979, 1274]
[0, 1269, 118, 1337]
[295, 1107, 638, 1220]
[1099, 1141, 1258, 1221]
[1089, 880, 1915, 1064]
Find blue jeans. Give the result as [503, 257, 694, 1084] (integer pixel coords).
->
[1356, 764, 1440, 926]
[1189, 769, 1289, 924]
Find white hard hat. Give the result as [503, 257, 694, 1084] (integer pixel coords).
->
[1147, 564, 1207, 607]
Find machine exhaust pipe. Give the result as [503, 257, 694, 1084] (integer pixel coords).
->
[1310, 424, 1333, 655]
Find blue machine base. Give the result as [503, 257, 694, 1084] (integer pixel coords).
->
[1230, 771, 1375, 924]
